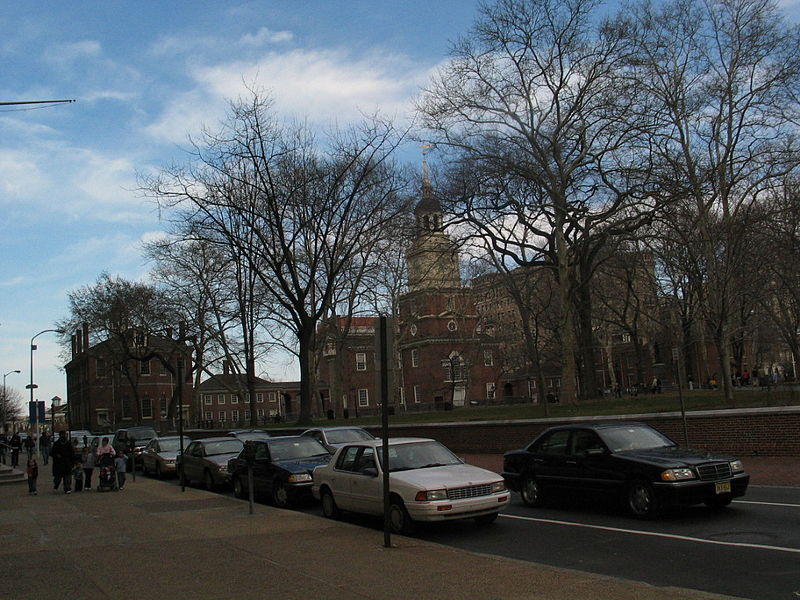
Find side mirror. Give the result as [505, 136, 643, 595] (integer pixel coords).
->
[362, 467, 378, 477]
[585, 447, 605, 457]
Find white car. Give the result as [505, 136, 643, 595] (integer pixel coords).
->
[312, 437, 509, 534]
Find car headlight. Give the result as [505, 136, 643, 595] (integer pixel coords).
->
[217, 465, 228, 473]
[491, 481, 506, 493]
[165, 459, 175, 465]
[661, 468, 696, 481]
[730, 460, 744, 473]
[415, 489, 448, 501]
[287, 473, 312, 483]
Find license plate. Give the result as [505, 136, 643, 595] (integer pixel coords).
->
[715, 481, 731, 495]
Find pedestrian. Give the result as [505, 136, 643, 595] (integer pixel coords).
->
[72, 455, 84, 492]
[51, 430, 74, 494]
[96, 437, 115, 458]
[26, 457, 38, 495]
[23, 434, 35, 461]
[114, 451, 127, 490]
[9, 432, 22, 468]
[0, 432, 7, 465]
[82, 446, 96, 491]
[40, 431, 51, 465]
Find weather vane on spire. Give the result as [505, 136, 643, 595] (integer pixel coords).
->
[421, 143, 431, 182]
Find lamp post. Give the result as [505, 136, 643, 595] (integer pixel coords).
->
[2, 369, 21, 433]
[29, 329, 63, 459]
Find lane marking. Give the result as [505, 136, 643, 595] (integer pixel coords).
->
[501, 513, 800, 555]
[734, 500, 800, 508]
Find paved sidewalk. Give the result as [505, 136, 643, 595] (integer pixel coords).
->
[0, 467, 747, 600]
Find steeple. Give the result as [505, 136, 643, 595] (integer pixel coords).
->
[415, 144, 443, 235]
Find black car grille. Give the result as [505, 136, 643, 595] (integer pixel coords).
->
[697, 462, 732, 481]
[447, 484, 493, 500]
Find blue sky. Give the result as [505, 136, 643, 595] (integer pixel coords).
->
[0, 1, 481, 409]
[1, 0, 798, 412]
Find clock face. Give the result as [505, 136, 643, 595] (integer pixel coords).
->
[410, 324, 418, 336]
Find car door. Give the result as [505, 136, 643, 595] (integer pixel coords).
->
[184, 442, 203, 481]
[251, 442, 273, 497]
[327, 445, 361, 511]
[529, 429, 575, 491]
[567, 429, 616, 493]
[348, 447, 382, 515]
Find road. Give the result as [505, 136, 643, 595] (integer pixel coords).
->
[167, 473, 800, 600]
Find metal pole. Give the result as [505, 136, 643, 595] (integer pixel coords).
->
[380, 315, 391, 548]
[178, 355, 185, 492]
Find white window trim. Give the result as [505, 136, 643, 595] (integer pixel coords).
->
[356, 352, 367, 371]
[358, 388, 369, 407]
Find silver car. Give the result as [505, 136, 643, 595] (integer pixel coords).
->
[178, 437, 243, 490]
[141, 436, 186, 479]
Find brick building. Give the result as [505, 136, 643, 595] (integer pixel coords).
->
[65, 324, 194, 433]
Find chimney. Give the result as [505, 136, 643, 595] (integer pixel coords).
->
[223, 360, 230, 375]
[82, 322, 89, 352]
[75, 329, 83, 354]
[71, 335, 77, 357]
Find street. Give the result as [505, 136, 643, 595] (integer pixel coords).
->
[189, 475, 799, 600]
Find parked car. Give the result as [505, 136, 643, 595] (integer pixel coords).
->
[300, 426, 375, 453]
[178, 437, 244, 490]
[227, 429, 272, 441]
[141, 436, 185, 478]
[228, 436, 331, 508]
[502, 422, 750, 518]
[112, 426, 158, 469]
[313, 437, 509, 534]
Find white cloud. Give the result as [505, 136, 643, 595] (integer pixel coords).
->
[240, 27, 293, 46]
[42, 40, 102, 64]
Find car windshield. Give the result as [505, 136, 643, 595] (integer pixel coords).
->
[269, 438, 328, 461]
[203, 439, 243, 456]
[233, 431, 271, 441]
[157, 439, 183, 452]
[130, 428, 157, 441]
[379, 441, 461, 472]
[326, 429, 373, 444]
[598, 425, 677, 452]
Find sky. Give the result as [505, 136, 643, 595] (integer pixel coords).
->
[1, 0, 798, 415]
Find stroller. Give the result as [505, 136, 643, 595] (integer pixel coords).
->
[96, 453, 117, 491]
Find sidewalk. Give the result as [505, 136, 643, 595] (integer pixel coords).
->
[0, 466, 746, 600]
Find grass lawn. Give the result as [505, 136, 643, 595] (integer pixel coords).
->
[274, 385, 800, 429]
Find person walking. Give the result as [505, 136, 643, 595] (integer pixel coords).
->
[51, 430, 74, 494]
[23, 434, 35, 461]
[9, 432, 22, 468]
[82, 446, 96, 491]
[26, 457, 38, 495]
[40, 431, 51, 465]
[115, 451, 127, 490]
[0, 432, 7, 465]
[96, 437, 115, 458]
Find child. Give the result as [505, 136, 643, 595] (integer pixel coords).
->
[26, 457, 38, 495]
[72, 457, 84, 492]
[114, 451, 127, 490]
[82, 446, 96, 490]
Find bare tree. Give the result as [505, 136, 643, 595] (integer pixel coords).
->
[621, 0, 800, 401]
[418, 0, 655, 403]
[144, 92, 412, 424]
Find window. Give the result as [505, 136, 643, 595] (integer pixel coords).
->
[268, 392, 276, 402]
[622, 333, 631, 344]
[142, 396, 153, 419]
[411, 349, 419, 367]
[160, 361, 168, 376]
[218, 411, 226, 421]
[231, 410, 239, 422]
[231, 395, 239, 404]
[399, 387, 405, 405]
[140, 360, 151, 375]
[244, 410, 251, 421]
[256, 393, 263, 403]
[160, 395, 168, 418]
[358, 388, 369, 407]
[257, 409, 265, 418]
[204, 394, 213, 405]
[96, 358, 107, 379]
[447, 319, 457, 332]
[355, 352, 367, 371]
[245, 393, 251, 404]
[486, 382, 496, 400]
[122, 395, 131, 418]
[413, 385, 422, 403]
[484, 350, 493, 367]
[217, 394, 226, 405]
[204, 411, 213, 421]
[535, 430, 570, 456]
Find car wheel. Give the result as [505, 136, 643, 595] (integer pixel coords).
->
[474, 512, 499, 525]
[321, 488, 340, 519]
[233, 476, 246, 499]
[389, 499, 416, 535]
[520, 475, 543, 507]
[705, 496, 733, 509]
[272, 481, 290, 508]
[155, 463, 163, 480]
[627, 480, 659, 518]
[142, 461, 150, 477]
[204, 470, 215, 491]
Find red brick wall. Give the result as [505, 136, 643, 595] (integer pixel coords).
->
[353, 408, 800, 457]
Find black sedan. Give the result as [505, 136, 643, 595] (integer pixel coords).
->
[502, 422, 750, 517]
[228, 436, 331, 508]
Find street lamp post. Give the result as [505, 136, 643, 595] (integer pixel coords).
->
[2, 369, 21, 433]
[29, 329, 63, 459]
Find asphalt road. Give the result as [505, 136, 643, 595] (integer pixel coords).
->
[168, 474, 800, 600]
